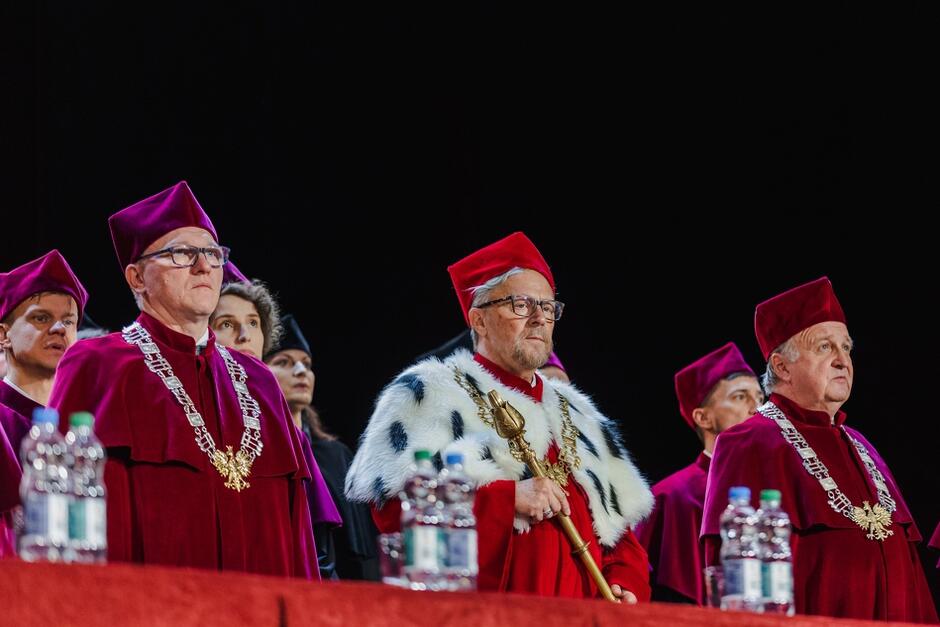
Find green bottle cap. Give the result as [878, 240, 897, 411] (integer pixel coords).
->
[69, 412, 95, 427]
[760, 489, 782, 501]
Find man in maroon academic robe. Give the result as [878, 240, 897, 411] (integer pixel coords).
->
[634, 342, 762, 604]
[0, 250, 88, 558]
[702, 277, 938, 622]
[48, 181, 317, 578]
[0, 250, 88, 450]
[346, 232, 653, 601]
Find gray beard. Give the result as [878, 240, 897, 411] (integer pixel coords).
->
[512, 336, 553, 371]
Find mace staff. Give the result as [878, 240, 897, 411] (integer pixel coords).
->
[485, 389, 619, 603]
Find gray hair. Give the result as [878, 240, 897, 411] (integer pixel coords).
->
[468, 267, 525, 349]
[761, 338, 800, 394]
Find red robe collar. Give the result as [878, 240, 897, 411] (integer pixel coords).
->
[770, 392, 847, 428]
[473, 352, 543, 402]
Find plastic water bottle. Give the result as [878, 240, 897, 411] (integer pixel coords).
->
[719, 486, 761, 611]
[65, 412, 107, 564]
[756, 489, 794, 615]
[399, 450, 445, 590]
[439, 452, 478, 591]
[18, 407, 69, 562]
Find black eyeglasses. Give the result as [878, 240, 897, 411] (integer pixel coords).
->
[136, 245, 231, 268]
[476, 294, 565, 321]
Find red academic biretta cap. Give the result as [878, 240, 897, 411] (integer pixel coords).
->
[108, 181, 219, 270]
[447, 232, 555, 325]
[0, 250, 88, 323]
[674, 342, 754, 429]
[754, 276, 847, 360]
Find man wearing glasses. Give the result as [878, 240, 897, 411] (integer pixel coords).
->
[346, 231, 653, 601]
[49, 181, 318, 578]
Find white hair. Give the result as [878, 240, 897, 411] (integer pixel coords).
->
[761, 338, 800, 394]
[468, 267, 525, 349]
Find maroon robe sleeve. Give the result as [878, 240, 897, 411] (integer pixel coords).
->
[0, 420, 20, 559]
[601, 528, 652, 601]
[930, 523, 940, 568]
[101, 455, 136, 563]
[472, 479, 515, 591]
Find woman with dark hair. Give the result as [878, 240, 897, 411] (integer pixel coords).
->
[266, 315, 380, 581]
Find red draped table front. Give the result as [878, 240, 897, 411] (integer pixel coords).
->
[0, 560, 926, 627]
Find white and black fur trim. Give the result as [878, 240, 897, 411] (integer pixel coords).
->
[345, 349, 653, 547]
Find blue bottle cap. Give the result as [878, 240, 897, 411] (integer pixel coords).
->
[31, 407, 59, 426]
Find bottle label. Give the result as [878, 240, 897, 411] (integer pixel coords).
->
[25, 492, 68, 544]
[722, 558, 761, 600]
[762, 561, 793, 601]
[86, 499, 107, 547]
[404, 525, 442, 571]
[446, 528, 478, 574]
[68, 498, 107, 547]
[69, 498, 86, 541]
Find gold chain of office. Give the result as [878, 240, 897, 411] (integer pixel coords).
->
[452, 367, 581, 487]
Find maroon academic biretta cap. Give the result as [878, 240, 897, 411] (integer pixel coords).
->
[222, 261, 249, 284]
[446, 232, 555, 326]
[674, 342, 754, 429]
[0, 250, 88, 323]
[754, 276, 847, 360]
[108, 181, 219, 270]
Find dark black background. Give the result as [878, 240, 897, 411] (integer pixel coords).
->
[2, 1, 938, 605]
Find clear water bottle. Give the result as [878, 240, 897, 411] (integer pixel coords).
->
[399, 450, 445, 590]
[439, 452, 478, 591]
[719, 486, 761, 612]
[65, 412, 107, 564]
[756, 489, 794, 615]
[18, 407, 69, 562]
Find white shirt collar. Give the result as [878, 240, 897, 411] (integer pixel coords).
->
[195, 329, 210, 354]
[702, 449, 713, 459]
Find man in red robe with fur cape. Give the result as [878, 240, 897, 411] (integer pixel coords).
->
[346, 232, 653, 601]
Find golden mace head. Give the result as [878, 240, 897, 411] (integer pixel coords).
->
[487, 390, 526, 439]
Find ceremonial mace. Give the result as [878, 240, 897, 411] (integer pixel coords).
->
[485, 389, 619, 603]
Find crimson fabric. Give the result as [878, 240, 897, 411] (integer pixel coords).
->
[296, 423, 342, 527]
[446, 232, 555, 325]
[4, 561, 905, 627]
[0, 380, 39, 559]
[472, 352, 544, 402]
[634, 452, 710, 604]
[373, 352, 650, 601]
[48, 312, 317, 578]
[702, 393, 938, 623]
[674, 342, 754, 429]
[108, 181, 219, 270]
[222, 261, 249, 284]
[0, 249, 88, 323]
[930, 523, 940, 567]
[754, 276, 847, 359]
[0, 379, 41, 456]
[0, 417, 20, 558]
[544, 351, 566, 372]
